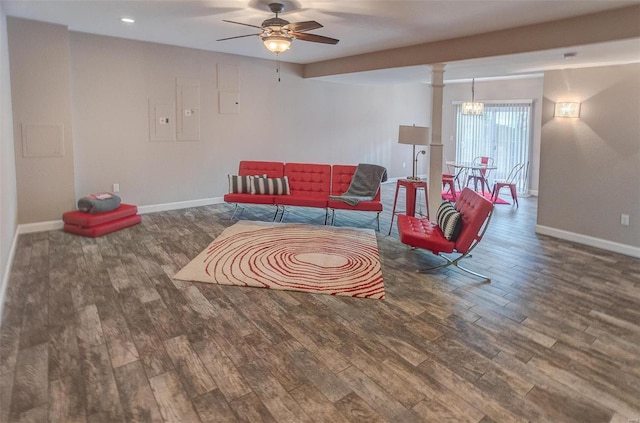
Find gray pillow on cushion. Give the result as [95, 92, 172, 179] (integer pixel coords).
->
[77, 193, 121, 214]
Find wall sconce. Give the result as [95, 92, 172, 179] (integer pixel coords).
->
[554, 102, 581, 118]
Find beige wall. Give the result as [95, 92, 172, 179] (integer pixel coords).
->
[0, 7, 17, 313]
[3, 18, 430, 219]
[68, 31, 430, 207]
[538, 64, 640, 250]
[7, 17, 76, 224]
[442, 77, 544, 193]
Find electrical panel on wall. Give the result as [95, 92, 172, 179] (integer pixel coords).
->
[217, 64, 239, 90]
[217, 64, 239, 114]
[148, 100, 175, 142]
[22, 123, 65, 158]
[176, 78, 200, 141]
[219, 91, 239, 114]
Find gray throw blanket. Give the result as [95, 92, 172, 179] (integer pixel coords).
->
[77, 193, 121, 214]
[329, 163, 388, 206]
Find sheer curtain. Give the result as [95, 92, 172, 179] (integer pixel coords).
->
[454, 101, 532, 193]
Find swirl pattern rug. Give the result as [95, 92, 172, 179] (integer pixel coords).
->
[174, 221, 385, 299]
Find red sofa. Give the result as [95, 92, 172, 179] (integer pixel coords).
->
[277, 162, 332, 209]
[223, 160, 383, 229]
[329, 165, 383, 230]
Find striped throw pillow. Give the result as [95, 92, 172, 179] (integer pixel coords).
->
[436, 201, 462, 241]
[252, 176, 290, 195]
[228, 175, 254, 194]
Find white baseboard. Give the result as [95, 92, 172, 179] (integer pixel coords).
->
[18, 219, 64, 234]
[535, 225, 640, 258]
[15, 197, 226, 236]
[382, 177, 400, 184]
[137, 197, 224, 214]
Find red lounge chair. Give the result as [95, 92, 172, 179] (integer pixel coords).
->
[397, 188, 494, 282]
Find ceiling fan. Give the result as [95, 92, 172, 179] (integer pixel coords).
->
[217, 2, 339, 54]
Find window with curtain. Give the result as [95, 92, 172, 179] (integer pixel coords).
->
[454, 101, 532, 193]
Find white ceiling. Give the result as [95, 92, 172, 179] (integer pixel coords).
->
[3, 0, 640, 83]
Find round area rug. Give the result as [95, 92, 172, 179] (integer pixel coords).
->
[174, 221, 385, 299]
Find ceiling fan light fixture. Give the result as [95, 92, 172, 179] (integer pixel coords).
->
[263, 35, 291, 53]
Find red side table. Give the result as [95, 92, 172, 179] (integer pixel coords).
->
[388, 179, 429, 235]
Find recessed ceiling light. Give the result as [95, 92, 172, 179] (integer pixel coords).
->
[121, 18, 135, 24]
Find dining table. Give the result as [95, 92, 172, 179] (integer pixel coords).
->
[445, 161, 497, 194]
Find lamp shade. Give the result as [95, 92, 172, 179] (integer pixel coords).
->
[398, 125, 429, 146]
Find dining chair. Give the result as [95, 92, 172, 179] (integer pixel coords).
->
[442, 173, 457, 201]
[442, 159, 458, 200]
[466, 156, 494, 194]
[491, 162, 527, 207]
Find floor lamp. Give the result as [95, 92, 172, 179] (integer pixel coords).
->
[398, 125, 430, 180]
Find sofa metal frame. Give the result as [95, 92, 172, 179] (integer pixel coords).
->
[329, 208, 380, 231]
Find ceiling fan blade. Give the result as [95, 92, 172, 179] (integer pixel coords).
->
[222, 19, 263, 29]
[285, 20, 323, 32]
[217, 33, 261, 41]
[291, 32, 339, 45]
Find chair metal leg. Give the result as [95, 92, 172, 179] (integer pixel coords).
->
[376, 212, 380, 232]
[330, 209, 336, 226]
[230, 204, 244, 220]
[455, 262, 491, 282]
[418, 252, 490, 283]
[510, 185, 519, 207]
[388, 181, 402, 235]
[324, 208, 329, 225]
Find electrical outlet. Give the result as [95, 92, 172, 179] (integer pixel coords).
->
[402, 162, 406, 168]
[621, 214, 630, 226]
[113, 183, 120, 193]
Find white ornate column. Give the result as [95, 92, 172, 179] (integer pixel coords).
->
[428, 63, 445, 219]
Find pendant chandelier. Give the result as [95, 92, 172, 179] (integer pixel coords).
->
[462, 78, 484, 115]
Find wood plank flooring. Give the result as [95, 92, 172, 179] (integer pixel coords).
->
[1, 183, 639, 422]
